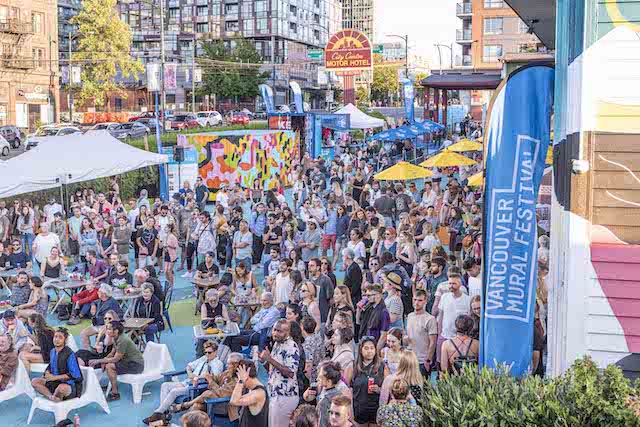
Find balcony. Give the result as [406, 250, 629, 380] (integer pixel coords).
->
[456, 28, 472, 43]
[456, 2, 472, 16]
[455, 54, 472, 67]
[0, 18, 34, 35]
[1, 54, 34, 69]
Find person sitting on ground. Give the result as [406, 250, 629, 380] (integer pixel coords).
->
[8, 239, 32, 271]
[181, 410, 211, 427]
[143, 340, 224, 425]
[79, 284, 123, 350]
[67, 281, 100, 325]
[76, 310, 120, 366]
[20, 313, 55, 372]
[89, 320, 145, 402]
[40, 246, 67, 280]
[15, 276, 48, 321]
[230, 359, 269, 427]
[31, 328, 82, 402]
[0, 334, 18, 391]
[0, 310, 34, 353]
[130, 283, 164, 343]
[177, 352, 243, 419]
[376, 378, 423, 427]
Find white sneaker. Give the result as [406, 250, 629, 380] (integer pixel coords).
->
[181, 271, 192, 278]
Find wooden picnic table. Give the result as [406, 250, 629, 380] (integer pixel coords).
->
[113, 287, 143, 318]
[46, 279, 91, 313]
[193, 321, 240, 341]
[232, 298, 261, 328]
[123, 317, 153, 349]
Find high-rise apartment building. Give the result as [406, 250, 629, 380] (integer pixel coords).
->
[341, 0, 374, 40]
[0, 0, 59, 129]
[456, 0, 542, 69]
[112, 0, 341, 109]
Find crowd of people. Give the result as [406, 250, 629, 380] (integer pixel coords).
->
[0, 134, 551, 427]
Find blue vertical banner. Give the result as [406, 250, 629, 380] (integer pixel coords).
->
[481, 66, 554, 376]
[259, 84, 275, 114]
[402, 78, 415, 122]
[290, 81, 304, 113]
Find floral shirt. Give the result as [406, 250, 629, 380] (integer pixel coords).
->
[268, 337, 300, 398]
[302, 332, 325, 382]
[376, 402, 423, 427]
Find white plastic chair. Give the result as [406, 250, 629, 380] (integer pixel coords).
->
[106, 341, 175, 404]
[27, 366, 110, 424]
[31, 335, 79, 374]
[0, 360, 35, 403]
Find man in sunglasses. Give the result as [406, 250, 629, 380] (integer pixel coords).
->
[8, 240, 31, 271]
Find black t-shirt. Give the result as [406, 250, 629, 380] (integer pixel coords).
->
[394, 193, 413, 214]
[0, 253, 9, 268]
[108, 271, 133, 289]
[136, 227, 158, 253]
[263, 225, 282, 252]
[8, 251, 30, 269]
[373, 196, 395, 216]
[197, 261, 220, 276]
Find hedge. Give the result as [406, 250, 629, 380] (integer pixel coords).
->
[422, 357, 640, 427]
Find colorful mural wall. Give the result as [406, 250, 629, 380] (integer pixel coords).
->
[549, 1, 640, 379]
[180, 130, 299, 191]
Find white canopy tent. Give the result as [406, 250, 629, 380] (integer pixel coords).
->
[0, 131, 168, 199]
[333, 103, 385, 129]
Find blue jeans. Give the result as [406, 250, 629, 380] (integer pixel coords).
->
[145, 323, 159, 342]
[235, 257, 252, 269]
[21, 233, 35, 258]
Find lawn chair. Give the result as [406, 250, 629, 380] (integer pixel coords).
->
[105, 341, 175, 404]
[162, 280, 174, 335]
[31, 335, 79, 374]
[27, 366, 109, 424]
[206, 396, 237, 427]
[0, 360, 35, 404]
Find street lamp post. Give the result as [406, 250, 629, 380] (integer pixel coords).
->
[312, 23, 331, 111]
[388, 34, 409, 79]
[434, 43, 454, 75]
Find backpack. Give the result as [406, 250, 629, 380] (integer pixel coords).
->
[56, 303, 73, 321]
[450, 338, 477, 372]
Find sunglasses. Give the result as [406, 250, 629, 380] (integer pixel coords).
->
[104, 317, 113, 321]
[361, 335, 375, 341]
[205, 350, 215, 355]
[321, 261, 328, 265]
[12, 243, 20, 247]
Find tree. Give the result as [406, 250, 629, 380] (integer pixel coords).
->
[355, 86, 369, 105]
[198, 38, 270, 102]
[371, 54, 400, 102]
[413, 71, 428, 105]
[71, 0, 143, 111]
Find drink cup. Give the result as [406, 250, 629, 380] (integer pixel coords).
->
[0, 301, 5, 308]
[368, 377, 375, 393]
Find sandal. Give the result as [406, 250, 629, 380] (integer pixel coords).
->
[169, 403, 187, 413]
[106, 392, 120, 402]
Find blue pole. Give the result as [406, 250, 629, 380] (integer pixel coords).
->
[156, 90, 168, 200]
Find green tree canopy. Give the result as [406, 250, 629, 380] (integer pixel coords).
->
[71, 0, 143, 111]
[198, 38, 270, 100]
[371, 53, 400, 102]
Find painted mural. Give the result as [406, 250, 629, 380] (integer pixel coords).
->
[182, 130, 299, 191]
[550, 2, 640, 379]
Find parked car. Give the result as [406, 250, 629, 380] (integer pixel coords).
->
[129, 110, 174, 122]
[110, 121, 150, 140]
[240, 108, 255, 120]
[0, 125, 23, 149]
[136, 118, 159, 133]
[227, 112, 250, 125]
[26, 126, 82, 150]
[253, 110, 267, 120]
[169, 114, 200, 130]
[0, 134, 10, 156]
[196, 111, 223, 127]
[87, 122, 120, 132]
[276, 105, 291, 113]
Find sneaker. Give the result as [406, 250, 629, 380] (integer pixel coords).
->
[181, 271, 191, 278]
[67, 316, 81, 326]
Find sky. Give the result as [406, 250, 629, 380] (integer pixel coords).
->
[375, 0, 459, 70]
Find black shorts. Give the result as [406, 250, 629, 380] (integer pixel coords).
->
[45, 380, 80, 400]
[163, 251, 174, 263]
[68, 239, 80, 256]
[432, 177, 442, 183]
[115, 360, 144, 375]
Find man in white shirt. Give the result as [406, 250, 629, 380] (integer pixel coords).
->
[434, 272, 470, 364]
[216, 184, 230, 213]
[43, 196, 63, 224]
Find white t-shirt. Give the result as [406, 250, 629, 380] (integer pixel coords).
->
[233, 231, 253, 259]
[216, 191, 230, 210]
[274, 273, 293, 306]
[468, 276, 482, 298]
[34, 233, 61, 263]
[44, 203, 63, 224]
[440, 292, 471, 339]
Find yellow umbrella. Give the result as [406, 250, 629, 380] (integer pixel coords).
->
[467, 171, 483, 186]
[448, 139, 483, 152]
[476, 136, 484, 143]
[420, 149, 477, 168]
[546, 145, 553, 165]
[374, 161, 433, 181]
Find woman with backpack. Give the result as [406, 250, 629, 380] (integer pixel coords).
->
[440, 314, 479, 374]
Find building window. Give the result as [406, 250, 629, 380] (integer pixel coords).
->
[314, 13, 319, 24]
[197, 5, 208, 15]
[168, 8, 179, 18]
[115, 98, 123, 112]
[32, 13, 43, 33]
[518, 19, 529, 34]
[32, 48, 45, 68]
[290, 5, 297, 14]
[196, 22, 209, 32]
[225, 4, 238, 14]
[225, 21, 239, 31]
[289, 22, 297, 33]
[483, 0, 503, 8]
[483, 44, 502, 62]
[138, 98, 145, 108]
[484, 17, 503, 35]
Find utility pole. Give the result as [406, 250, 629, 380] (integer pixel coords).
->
[68, 33, 73, 123]
[159, 0, 166, 132]
[192, 34, 196, 114]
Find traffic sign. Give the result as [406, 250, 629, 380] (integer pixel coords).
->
[373, 44, 384, 54]
[308, 49, 324, 59]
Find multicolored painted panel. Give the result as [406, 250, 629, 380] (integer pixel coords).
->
[182, 130, 299, 190]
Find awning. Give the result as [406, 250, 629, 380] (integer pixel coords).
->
[420, 73, 502, 90]
[503, 0, 556, 49]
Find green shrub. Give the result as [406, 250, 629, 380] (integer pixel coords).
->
[422, 357, 640, 427]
